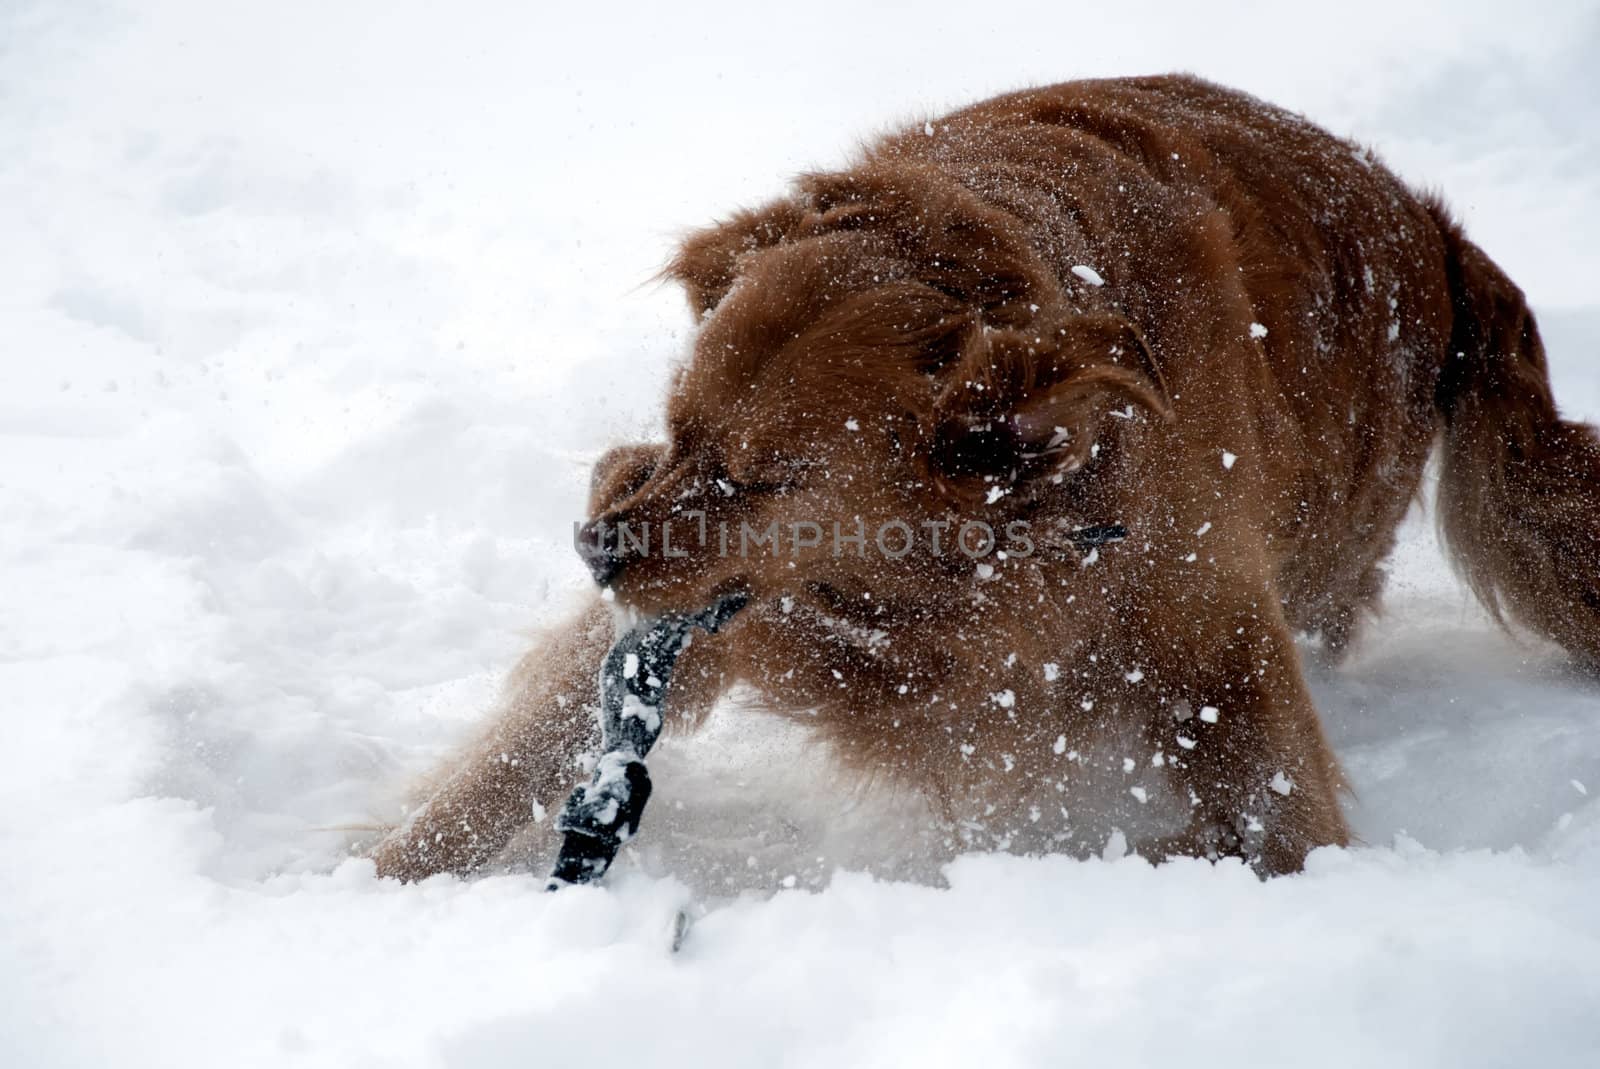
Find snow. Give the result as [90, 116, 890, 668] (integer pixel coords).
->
[1071, 264, 1107, 286]
[4, 2, 1600, 1066]
[620, 693, 662, 734]
[1250, 321, 1270, 338]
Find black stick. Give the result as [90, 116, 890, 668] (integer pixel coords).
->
[546, 592, 748, 890]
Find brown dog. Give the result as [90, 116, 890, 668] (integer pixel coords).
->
[371, 74, 1600, 881]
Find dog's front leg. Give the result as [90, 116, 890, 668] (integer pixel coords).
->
[369, 598, 614, 881]
[1149, 597, 1350, 876]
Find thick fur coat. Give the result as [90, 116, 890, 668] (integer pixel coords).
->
[372, 75, 1600, 880]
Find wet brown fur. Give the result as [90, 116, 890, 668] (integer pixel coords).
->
[371, 75, 1600, 881]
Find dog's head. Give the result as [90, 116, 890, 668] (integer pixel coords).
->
[578, 177, 1170, 689]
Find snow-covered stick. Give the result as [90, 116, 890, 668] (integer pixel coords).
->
[546, 592, 749, 889]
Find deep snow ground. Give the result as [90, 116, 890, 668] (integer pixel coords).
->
[3, 2, 1600, 1066]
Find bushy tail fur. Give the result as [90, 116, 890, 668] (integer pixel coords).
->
[1429, 199, 1600, 666]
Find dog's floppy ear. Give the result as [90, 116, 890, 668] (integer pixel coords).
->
[927, 311, 1172, 504]
[664, 198, 808, 317]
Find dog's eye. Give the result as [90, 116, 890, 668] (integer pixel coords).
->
[931, 419, 1019, 481]
[723, 458, 804, 495]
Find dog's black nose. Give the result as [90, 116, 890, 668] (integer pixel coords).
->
[576, 518, 626, 586]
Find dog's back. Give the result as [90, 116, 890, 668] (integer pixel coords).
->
[978, 76, 1600, 668]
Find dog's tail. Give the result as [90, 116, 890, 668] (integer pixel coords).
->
[1429, 198, 1600, 666]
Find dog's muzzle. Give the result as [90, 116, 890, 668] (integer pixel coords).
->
[575, 517, 626, 585]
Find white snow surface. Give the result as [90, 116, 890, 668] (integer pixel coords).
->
[5, 2, 1600, 1066]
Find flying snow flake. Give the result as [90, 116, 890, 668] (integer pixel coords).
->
[622, 653, 639, 679]
[1221, 451, 1238, 470]
[959, 743, 976, 756]
[1199, 706, 1220, 723]
[985, 484, 1010, 504]
[780, 596, 794, 615]
[1196, 521, 1212, 536]
[1250, 322, 1269, 339]
[716, 478, 735, 496]
[1071, 264, 1106, 286]
[1270, 771, 1294, 796]
[991, 689, 1016, 709]
[1124, 668, 1145, 683]
[1176, 735, 1197, 750]
[1130, 786, 1149, 804]
[1043, 662, 1060, 681]
[1183, 552, 1198, 563]
[1053, 734, 1068, 755]
[1573, 779, 1589, 796]
[975, 562, 996, 580]
[924, 120, 935, 136]
[1122, 757, 1136, 773]
[845, 418, 860, 431]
